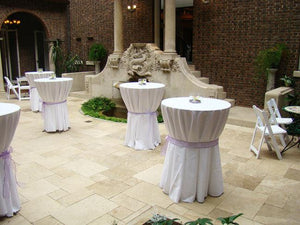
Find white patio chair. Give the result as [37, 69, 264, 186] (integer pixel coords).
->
[250, 105, 287, 160]
[267, 98, 293, 127]
[4, 76, 19, 100]
[16, 77, 30, 101]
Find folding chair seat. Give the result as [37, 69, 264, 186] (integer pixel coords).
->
[250, 105, 287, 160]
[267, 98, 293, 127]
[17, 77, 30, 101]
[4, 76, 19, 100]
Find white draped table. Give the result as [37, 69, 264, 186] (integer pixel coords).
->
[160, 97, 231, 203]
[25, 71, 55, 112]
[120, 82, 165, 150]
[34, 78, 73, 132]
[0, 103, 21, 217]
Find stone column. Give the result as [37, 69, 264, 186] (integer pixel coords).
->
[114, 0, 123, 55]
[164, 0, 176, 53]
[154, 0, 160, 48]
[0, 38, 4, 92]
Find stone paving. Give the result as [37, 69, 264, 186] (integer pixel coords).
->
[0, 93, 300, 225]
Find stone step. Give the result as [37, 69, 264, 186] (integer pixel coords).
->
[69, 91, 91, 99]
[225, 98, 235, 107]
[217, 91, 227, 99]
[197, 77, 209, 84]
[188, 64, 195, 71]
[191, 70, 201, 77]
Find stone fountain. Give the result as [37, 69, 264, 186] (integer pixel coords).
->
[85, 43, 226, 101]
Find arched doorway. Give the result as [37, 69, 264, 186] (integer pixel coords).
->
[0, 12, 48, 81]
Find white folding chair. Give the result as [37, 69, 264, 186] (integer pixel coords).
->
[250, 105, 287, 160]
[4, 76, 19, 100]
[267, 98, 293, 127]
[16, 77, 30, 101]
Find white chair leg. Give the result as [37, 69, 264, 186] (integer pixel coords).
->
[270, 136, 282, 160]
[279, 134, 287, 147]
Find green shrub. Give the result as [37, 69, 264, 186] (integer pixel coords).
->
[254, 43, 288, 77]
[81, 97, 164, 123]
[88, 43, 107, 61]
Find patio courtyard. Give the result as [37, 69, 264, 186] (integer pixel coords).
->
[1, 93, 300, 225]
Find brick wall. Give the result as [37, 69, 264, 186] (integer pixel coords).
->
[0, 0, 68, 75]
[193, 0, 299, 107]
[69, 0, 154, 71]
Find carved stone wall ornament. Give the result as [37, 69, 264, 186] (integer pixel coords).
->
[108, 56, 121, 69]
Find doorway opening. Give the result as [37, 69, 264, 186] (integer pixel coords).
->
[0, 12, 48, 81]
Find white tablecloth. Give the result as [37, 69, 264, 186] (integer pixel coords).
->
[0, 103, 21, 217]
[160, 97, 231, 203]
[120, 82, 165, 150]
[34, 78, 73, 132]
[25, 71, 55, 112]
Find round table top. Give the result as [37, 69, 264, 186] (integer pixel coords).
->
[0, 103, 20, 117]
[161, 97, 231, 111]
[120, 82, 165, 89]
[34, 77, 73, 83]
[284, 106, 300, 115]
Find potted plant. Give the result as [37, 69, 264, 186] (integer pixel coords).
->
[255, 43, 287, 91]
[87, 43, 107, 73]
[280, 75, 295, 88]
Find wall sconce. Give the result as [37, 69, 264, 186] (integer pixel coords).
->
[202, 0, 209, 3]
[127, 4, 136, 12]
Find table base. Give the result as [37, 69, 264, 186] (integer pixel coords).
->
[125, 113, 160, 150]
[43, 102, 70, 132]
[160, 142, 223, 203]
[30, 87, 43, 112]
[0, 153, 20, 217]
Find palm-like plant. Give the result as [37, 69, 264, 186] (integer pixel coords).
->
[51, 39, 63, 76]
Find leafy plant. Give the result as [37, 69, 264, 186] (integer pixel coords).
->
[184, 218, 213, 225]
[280, 75, 295, 87]
[63, 54, 83, 73]
[146, 214, 180, 225]
[217, 213, 243, 225]
[81, 97, 163, 123]
[254, 43, 288, 77]
[51, 39, 64, 77]
[81, 97, 127, 123]
[88, 43, 107, 61]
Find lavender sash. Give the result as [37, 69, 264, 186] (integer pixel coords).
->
[162, 135, 219, 155]
[128, 111, 157, 116]
[0, 147, 13, 198]
[42, 100, 67, 115]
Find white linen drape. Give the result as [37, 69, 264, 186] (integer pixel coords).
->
[35, 78, 73, 132]
[120, 82, 165, 150]
[0, 103, 21, 217]
[25, 71, 54, 112]
[160, 97, 231, 203]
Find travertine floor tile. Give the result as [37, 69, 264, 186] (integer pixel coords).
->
[217, 187, 267, 219]
[19, 179, 59, 200]
[109, 206, 133, 220]
[124, 182, 174, 208]
[111, 193, 146, 212]
[133, 164, 163, 185]
[0, 214, 31, 225]
[33, 216, 63, 225]
[52, 194, 117, 225]
[20, 196, 64, 223]
[88, 179, 131, 198]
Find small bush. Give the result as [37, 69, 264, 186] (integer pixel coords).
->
[88, 43, 107, 61]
